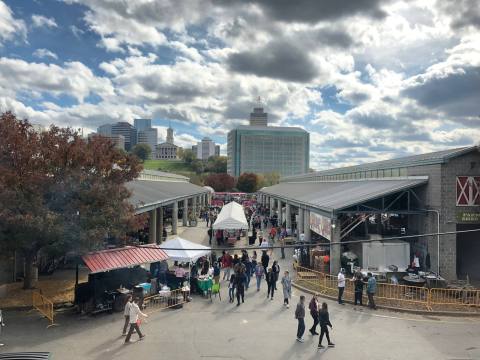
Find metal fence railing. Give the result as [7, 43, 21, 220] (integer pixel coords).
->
[142, 289, 188, 314]
[32, 291, 57, 328]
[294, 266, 480, 313]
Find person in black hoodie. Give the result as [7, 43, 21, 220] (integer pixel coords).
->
[353, 272, 364, 306]
[261, 250, 270, 273]
[317, 302, 335, 349]
[266, 267, 275, 300]
[235, 270, 246, 306]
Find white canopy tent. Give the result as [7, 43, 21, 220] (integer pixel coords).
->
[212, 201, 249, 230]
[159, 237, 211, 262]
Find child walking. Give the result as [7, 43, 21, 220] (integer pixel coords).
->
[317, 302, 335, 349]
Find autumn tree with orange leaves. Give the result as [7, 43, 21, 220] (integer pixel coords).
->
[0, 112, 146, 289]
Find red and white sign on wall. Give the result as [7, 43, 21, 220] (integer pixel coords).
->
[456, 176, 480, 206]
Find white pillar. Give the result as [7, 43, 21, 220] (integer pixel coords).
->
[303, 209, 311, 242]
[269, 198, 274, 217]
[285, 203, 291, 231]
[172, 201, 178, 235]
[149, 209, 157, 244]
[298, 208, 304, 235]
[277, 199, 283, 226]
[183, 199, 188, 226]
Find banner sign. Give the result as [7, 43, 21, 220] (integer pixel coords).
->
[309, 212, 332, 241]
[456, 212, 480, 223]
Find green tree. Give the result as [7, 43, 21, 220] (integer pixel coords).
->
[258, 172, 280, 188]
[0, 112, 145, 289]
[206, 156, 227, 173]
[180, 149, 196, 164]
[191, 159, 205, 174]
[237, 172, 259, 193]
[131, 143, 152, 161]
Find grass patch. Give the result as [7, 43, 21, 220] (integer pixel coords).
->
[143, 159, 193, 172]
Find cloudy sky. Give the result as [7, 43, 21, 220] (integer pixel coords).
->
[0, 0, 479, 169]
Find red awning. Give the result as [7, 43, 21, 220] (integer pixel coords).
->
[82, 246, 168, 274]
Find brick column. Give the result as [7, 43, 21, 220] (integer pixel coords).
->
[148, 209, 157, 244]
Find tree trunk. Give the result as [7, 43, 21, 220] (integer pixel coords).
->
[23, 252, 37, 289]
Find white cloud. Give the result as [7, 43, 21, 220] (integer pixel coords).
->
[0, 1, 27, 45]
[0, 58, 114, 103]
[31, 14, 58, 28]
[33, 48, 58, 60]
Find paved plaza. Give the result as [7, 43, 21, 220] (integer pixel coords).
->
[2, 221, 480, 360]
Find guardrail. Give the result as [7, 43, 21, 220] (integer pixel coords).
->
[295, 266, 480, 313]
[32, 291, 57, 328]
[142, 288, 189, 314]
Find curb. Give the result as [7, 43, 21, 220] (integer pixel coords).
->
[292, 282, 480, 318]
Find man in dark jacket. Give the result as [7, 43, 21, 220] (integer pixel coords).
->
[353, 272, 364, 306]
[261, 251, 270, 273]
[318, 302, 334, 348]
[295, 295, 306, 342]
[235, 271, 246, 306]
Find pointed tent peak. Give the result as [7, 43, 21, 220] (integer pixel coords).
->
[212, 201, 249, 230]
[159, 237, 211, 262]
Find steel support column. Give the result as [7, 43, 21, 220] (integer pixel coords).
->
[172, 201, 178, 235]
[148, 209, 157, 244]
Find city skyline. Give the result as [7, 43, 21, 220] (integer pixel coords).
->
[0, 1, 479, 170]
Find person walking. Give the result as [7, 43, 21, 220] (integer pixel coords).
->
[207, 227, 213, 245]
[244, 256, 252, 290]
[337, 268, 346, 305]
[255, 261, 265, 291]
[261, 250, 270, 274]
[266, 267, 275, 300]
[295, 295, 306, 342]
[272, 260, 280, 290]
[317, 302, 335, 349]
[222, 251, 233, 281]
[125, 298, 147, 344]
[122, 295, 134, 336]
[308, 294, 319, 335]
[235, 271, 246, 306]
[213, 262, 221, 284]
[281, 271, 292, 308]
[228, 274, 236, 303]
[367, 272, 377, 310]
[353, 272, 364, 306]
[279, 230, 286, 259]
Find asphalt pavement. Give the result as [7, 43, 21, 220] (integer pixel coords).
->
[1, 221, 480, 360]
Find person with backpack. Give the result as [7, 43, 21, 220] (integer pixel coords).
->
[255, 261, 265, 291]
[317, 302, 335, 349]
[308, 294, 320, 335]
[281, 270, 292, 308]
[295, 295, 306, 342]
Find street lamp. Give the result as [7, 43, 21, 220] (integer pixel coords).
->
[424, 209, 440, 275]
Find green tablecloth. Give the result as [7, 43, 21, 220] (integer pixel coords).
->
[197, 278, 213, 293]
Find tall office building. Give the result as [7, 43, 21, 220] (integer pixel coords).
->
[215, 145, 220, 157]
[137, 128, 158, 154]
[196, 137, 216, 160]
[97, 124, 112, 136]
[111, 122, 137, 151]
[134, 118, 152, 131]
[166, 126, 174, 144]
[249, 98, 268, 127]
[227, 104, 309, 177]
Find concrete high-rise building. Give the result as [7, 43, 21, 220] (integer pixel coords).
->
[111, 122, 137, 151]
[88, 133, 125, 151]
[134, 118, 152, 131]
[215, 145, 220, 157]
[192, 145, 198, 155]
[196, 137, 216, 160]
[249, 98, 268, 126]
[227, 126, 309, 177]
[97, 124, 112, 136]
[137, 128, 158, 155]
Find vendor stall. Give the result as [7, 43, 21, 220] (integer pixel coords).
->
[75, 245, 169, 314]
[212, 201, 249, 245]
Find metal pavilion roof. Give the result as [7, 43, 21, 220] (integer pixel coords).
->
[82, 246, 168, 274]
[126, 179, 209, 214]
[259, 177, 428, 215]
[283, 146, 479, 182]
